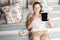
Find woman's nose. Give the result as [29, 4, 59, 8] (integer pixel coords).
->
[36, 8, 38, 11]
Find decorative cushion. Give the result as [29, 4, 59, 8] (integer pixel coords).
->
[1, 3, 22, 24]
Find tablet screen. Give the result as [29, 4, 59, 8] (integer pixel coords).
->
[41, 13, 48, 21]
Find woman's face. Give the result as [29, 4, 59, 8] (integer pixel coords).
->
[34, 4, 42, 13]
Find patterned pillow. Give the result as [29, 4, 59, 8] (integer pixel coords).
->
[1, 3, 22, 24]
[1, 6, 10, 12]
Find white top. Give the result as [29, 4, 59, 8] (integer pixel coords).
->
[30, 17, 47, 32]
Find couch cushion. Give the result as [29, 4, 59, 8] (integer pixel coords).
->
[1, 3, 22, 24]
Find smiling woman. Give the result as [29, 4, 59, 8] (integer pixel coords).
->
[26, 2, 54, 40]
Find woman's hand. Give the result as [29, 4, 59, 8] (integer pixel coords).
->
[19, 30, 28, 36]
[47, 20, 54, 28]
[47, 16, 54, 28]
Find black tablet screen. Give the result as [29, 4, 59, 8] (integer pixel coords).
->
[41, 13, 48, 21]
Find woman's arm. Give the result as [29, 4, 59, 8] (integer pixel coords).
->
[47, 16, 54, 28]
[26, 14, 32, 31]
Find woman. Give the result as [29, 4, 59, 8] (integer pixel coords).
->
[26, 2, 54, 40]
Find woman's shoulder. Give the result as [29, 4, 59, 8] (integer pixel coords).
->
[27, 13, 33, 18]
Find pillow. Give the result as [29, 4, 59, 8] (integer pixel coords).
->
[1, 6, 10, 12]
[1, 3, 22, 24]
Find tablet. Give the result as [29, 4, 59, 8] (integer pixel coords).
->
[41, 13, 48, 21]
